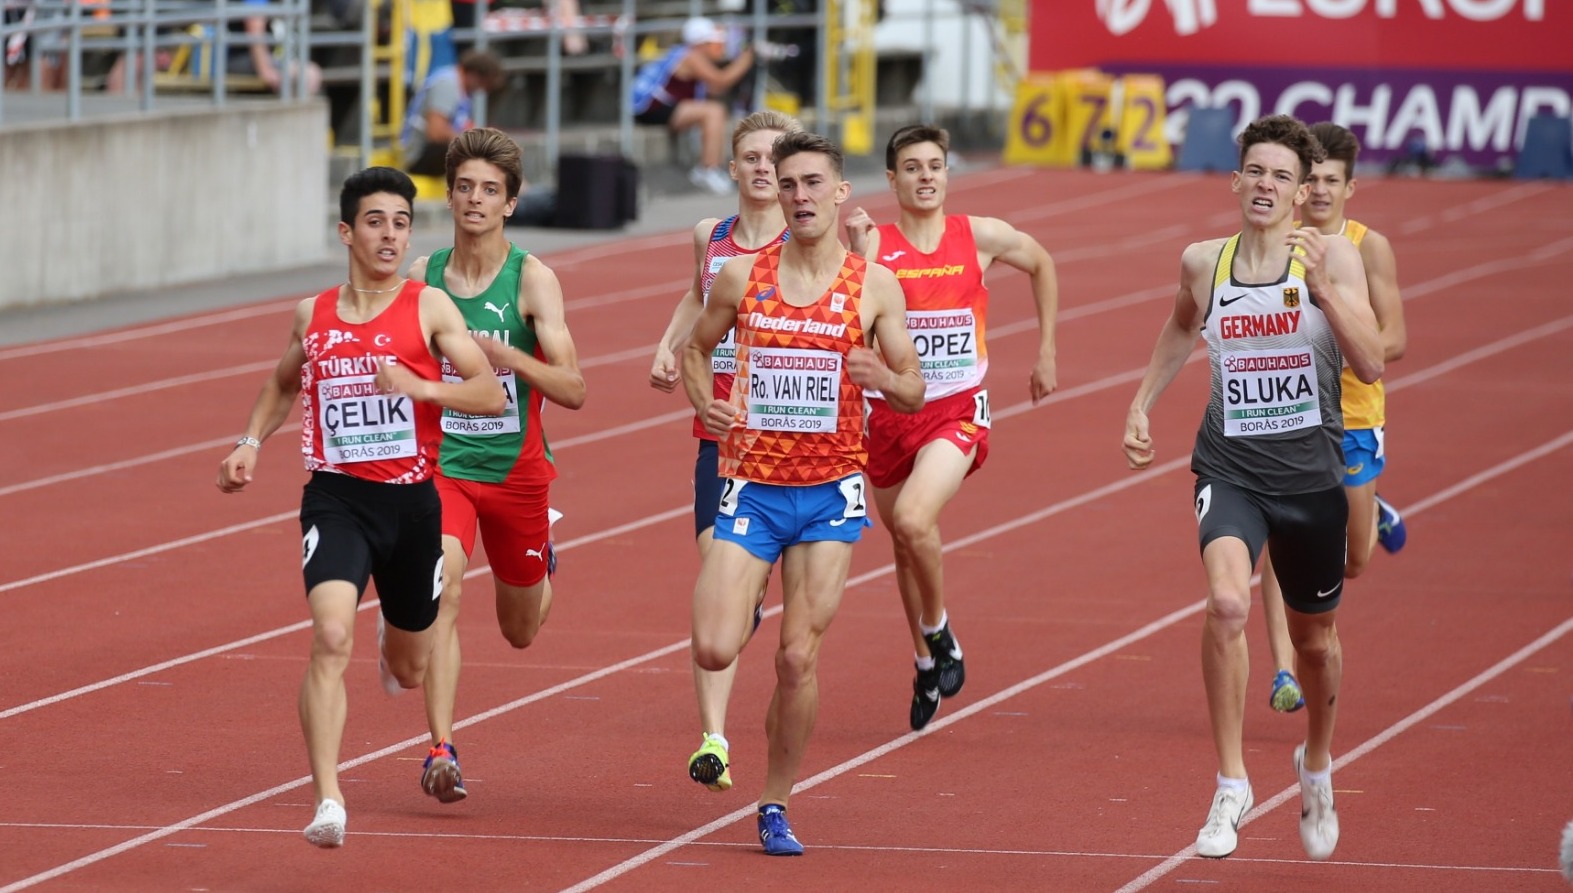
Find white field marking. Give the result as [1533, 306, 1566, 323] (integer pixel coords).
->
[557, 430, 1573, 893]
[1, 300, 1564, 723]
[1, 419, 1565, 893]
[0, 504, 690, 721]
[0, 821, 1558, 877]
[0, 169, 1045, 363]
[1395, 182, 1553, 236]
[1112, 609, 1573, 893]
[0, 361, 277, 423]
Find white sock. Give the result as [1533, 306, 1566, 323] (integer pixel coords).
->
[919, 611, 948, 637]
[1300, 762, 1331, 785]
[1216, 773, 1249, 792]
[914, 654, 936, 671]
[703, 732, 730, 751]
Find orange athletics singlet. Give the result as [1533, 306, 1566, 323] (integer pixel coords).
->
[1338, 219, 1384, 430]
[721, 243, 868, 485]
[299, 281, 443, 484]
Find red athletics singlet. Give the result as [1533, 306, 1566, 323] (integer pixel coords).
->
[693, 215, 791, 439]
[299, 281, 443, 484]
[867, 215, 991, 400]
[721, 243, 868, 485]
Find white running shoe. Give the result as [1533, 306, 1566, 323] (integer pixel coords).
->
[376, 615, 404, 697]
[1195, 782, 1254, 858]
[689, 165, 733, 195]
[1294, 743, 1339, 860]
[303, 799, 347, 848]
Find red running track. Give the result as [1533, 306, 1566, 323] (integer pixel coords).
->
[0, 168, 1570, 892]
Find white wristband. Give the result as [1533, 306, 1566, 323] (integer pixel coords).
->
[235, 436, 262, 451]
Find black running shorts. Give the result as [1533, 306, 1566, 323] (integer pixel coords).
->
[1193, 477, 1349, 615]
[299, 472, 444, 632]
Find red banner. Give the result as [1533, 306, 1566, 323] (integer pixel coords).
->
[1029, 1, 1567, 73]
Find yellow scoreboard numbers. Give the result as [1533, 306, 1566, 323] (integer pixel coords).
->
[1005, 70, 1173, 170]
[1116, 74, 1172, 170]
[1003, 74, 1069, 167]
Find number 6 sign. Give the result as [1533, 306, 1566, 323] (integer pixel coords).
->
[1003, 74, 1073, 167]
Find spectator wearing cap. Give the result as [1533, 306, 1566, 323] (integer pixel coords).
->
[632, 17, 756, 194]
[403, 48, 507, 177]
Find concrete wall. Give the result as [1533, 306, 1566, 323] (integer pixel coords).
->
[0, 101, 329, 309]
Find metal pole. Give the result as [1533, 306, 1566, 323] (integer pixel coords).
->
[278, 0, 294, 100]
[214, 0, 229, 107]
[618, 0, 634, 157]
[141, 0, 156, 110]
[920, 0, 934, 124]
[360, 0, 375, 170]
[473, 0, 490, 126]
[959, 5, 972, 129]
[545, 19, 561, 172]
[751, 0, 765, 114]
[814, 0, 827, 132]
[67, 0, 82, 120]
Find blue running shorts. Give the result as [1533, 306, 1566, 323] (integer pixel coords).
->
[711, 473, 872, 564]
[1342, 427, 1385, 487]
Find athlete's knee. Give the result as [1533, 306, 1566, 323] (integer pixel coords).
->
[888, 502, 937, 549]
[311, 618, 355, 665]
[693, 636, 738, 674]
[774, 635, 822, 689]
[501, 615, 542, 650]
[1204, 588, 1251, 637]
[1291, 620, 1339, 668]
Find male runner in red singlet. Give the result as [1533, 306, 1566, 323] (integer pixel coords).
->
[216, 167, 504, 848]
[682, 131, 925, 855]
[1122, 115, 1384, 862]
[649, 109, 800, 793]
[1260, 121, 1409, 715]
[845, 124, 1059, 730]
[405, 128, 586, 805]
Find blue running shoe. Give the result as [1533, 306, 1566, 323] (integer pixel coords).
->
[421, 739, 468, 803]
[757, 804, 804, 856]
[1270, 669, 1305, 713]
[1375, 494, 1406, 553]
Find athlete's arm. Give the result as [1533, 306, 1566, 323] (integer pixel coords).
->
[406, 255, 430, 284]
[1290, 228, 1383, 383]
[854, 264, 925, 413]
[678, 45, 756, 94]
[217, 298, 312, 493]
[650, 219, 717, 392]
[1123, 242, 1214, 471]
[844, 207, 881, 259]
[683, 254, 749, 435]
[973, 215, 1059, 402]
[382, 287, 507, 416]
[1360, 229, 1406, 362]
[484, 254, 587, 409]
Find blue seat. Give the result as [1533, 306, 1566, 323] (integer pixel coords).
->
[1176, 106, 1238, 173]
[1513, 113, 1572, 180]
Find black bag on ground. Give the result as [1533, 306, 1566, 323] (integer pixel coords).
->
[552, 154, 640, 229]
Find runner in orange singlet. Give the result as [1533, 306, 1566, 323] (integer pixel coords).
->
[681, 131, 924, 855]
[649, 110, 801, 793]
[845, 124, 1059, 730]
[216, 167, 504, 847]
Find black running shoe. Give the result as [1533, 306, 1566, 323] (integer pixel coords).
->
[910, 663, 942, 731]
[925, 622, 966, 698]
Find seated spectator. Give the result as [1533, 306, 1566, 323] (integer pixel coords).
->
[632, 16, 755, 194]
[403, 48, 506, 177]
[227, 0, 323, 94]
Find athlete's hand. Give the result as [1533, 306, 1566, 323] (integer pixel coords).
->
[1287, 227, 1331, 289]
[1122, 406, 1155, 470]
[845, 345, 889, 390]
[374, 357, 431, 403]
[701, 399, 744, 437]
[1030, 354, 1058, 404]
[844, 207, 875, 256]
[649, 343, 680, 392]
[217, 445, 256, 493]
[473, 334, 516, 370]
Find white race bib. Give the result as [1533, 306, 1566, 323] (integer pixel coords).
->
[1221, 348, 1321, 437]
[440, 364, 521, 436]
[744, 347, 841, 433]
[908, 309, 979, 386]
[318, 375, 418, 463]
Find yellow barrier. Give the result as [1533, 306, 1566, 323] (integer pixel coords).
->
[1002, 74, 1070, 166]
[1116, 74, 1172, 170]
[1005, 70, 1173, 170]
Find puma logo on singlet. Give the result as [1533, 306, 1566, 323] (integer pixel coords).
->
[485, 301, 510, 323]
[881, 250, 906, 262]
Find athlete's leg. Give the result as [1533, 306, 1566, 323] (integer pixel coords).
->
[1260, 552, 1296, 674]
[881, 439, 975, 654]
[759, 538, 853, 809]
[300, 580, 360, 809]
[1286, 606, 1341, 772]
[423, 535, 469, 747]
[1200, 535, 1256, 781]
[1343, 479, 1379, 578]
[692, 526, 743, 736]
[692, 539, 773, 674]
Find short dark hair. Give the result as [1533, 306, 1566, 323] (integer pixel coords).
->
[1238, 114, 1325, 182]
[340, 166, 416, 225]
[1309, 122, 1360, 177]
[772, 130, 844, 179]
[446, 127, 524, 200]
[885, 124, 949, 171]
[459, 48, 505, 91]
